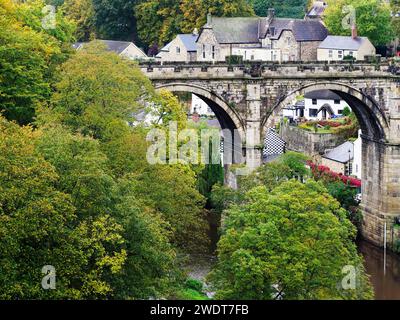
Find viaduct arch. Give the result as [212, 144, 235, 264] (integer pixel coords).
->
[142, 62, 400, 248]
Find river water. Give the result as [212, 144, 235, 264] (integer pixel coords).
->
[358, 239, 400, 300]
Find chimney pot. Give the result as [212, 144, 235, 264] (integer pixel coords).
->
[351, 24, 358, 39]
[268, 8, 275, 20]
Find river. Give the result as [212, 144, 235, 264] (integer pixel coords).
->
[358, 239, 400, 300]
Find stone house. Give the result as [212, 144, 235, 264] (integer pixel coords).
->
[321, 141, 354, 176]
[73, 40, 148, 60]
[196, 9, 328, 62]
[157, 32, 198, 62]
[317, 26, 376, 61]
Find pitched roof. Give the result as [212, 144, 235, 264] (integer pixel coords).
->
[304, 90, 341, 100]
[318, 35, 369, 50]
[100, 40, 132, 54]
[205, 16, 328, 44]
[72, 40, 146, 56]
[264, 18, 328, 41]
[178, 34, 198, 51]
[323, 141, 354, 163]
[207, 17, 261, 44]
[159, 34, 199, 53]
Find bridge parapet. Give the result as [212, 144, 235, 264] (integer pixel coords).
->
[140, 62, 397, 80]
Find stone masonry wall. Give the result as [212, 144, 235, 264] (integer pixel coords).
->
[280, 123, 348, 156]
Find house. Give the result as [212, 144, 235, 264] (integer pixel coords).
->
[196, 9, 328, 62]
[303, 90, 350, 120]
[352, 130, 362, 180]
[321, 133, 362, 179]
[73, 40, 148, 60]
[305, 1, 327, 20]
[321, 141, 354, 176]
[157, 32, 198, 62]
[282, 100, 305, 122]
[317, 26, 376, 61]
[190, 95, 214, 117]
[282, 90, 350, 121]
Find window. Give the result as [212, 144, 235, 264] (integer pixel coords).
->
[338, 109, 343, 115]
[328, 50, 333, 58]
[309, 108, 318, 117]
[176, 47, 180, 54]
[334, 99, 340, 104]
[212, 45, 215, 60]
[251, 55, 255, 60]
[338, 50, 343, 59]
[202, 45, 206, 59]
[349, 51, 354, 56]
[312, 99, 317, 105]
[286, 37, 291, 45]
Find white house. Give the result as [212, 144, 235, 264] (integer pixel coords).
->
[317, 26, 376, 61]
[352, 130, 362, 180]
[190, 95, 214, 117]
[304, 90, 350, 120]
[157, 32, 198, 62]
[73, 40, 148, 60]
[283, 90, 350, 121]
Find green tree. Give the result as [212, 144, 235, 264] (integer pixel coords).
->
[208, 180, 373, 300]
[47, 41, 154, 139]
[247, 0, 307, 18]
[136, 0, 254, 47]
[40, 42, 209, 253]
[0, 0, 74, 125]
[324, 0, 394, 46]
[0, 117, 126, 299]
[62, 0, 97, 41]
[180, 0, 255, 34]
[92, 0, 142, 42]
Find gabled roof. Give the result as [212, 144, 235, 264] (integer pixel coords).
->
[207, 17, 261, 44]
[159, 34, 199, 53]
[72, 40, 146, 57]
[318, 35, 370, 50]
[304, 90, 341, 100]
[178, 34, 198, 51]
[203, 16, 328, 44]
[261, 18, 328, 41]
[100, 40, 132, 54]
[323, 141, 354, 163]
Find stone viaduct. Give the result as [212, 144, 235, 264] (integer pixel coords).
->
[140, 61, 400, 248]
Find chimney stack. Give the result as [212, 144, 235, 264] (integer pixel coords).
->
[351, 24, 358, 39]
[268, 8, 275, 21]
[207, 13, 212, 25]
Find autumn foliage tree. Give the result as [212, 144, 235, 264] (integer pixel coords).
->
[209, 180, 373, 300]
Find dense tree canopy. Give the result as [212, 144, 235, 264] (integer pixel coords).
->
[247, 0, 308, 18]
[0, 0, 74, 125]
[135, 0, 254, 47]
[324, 0, 394, 46]
[209, 180, 373, 300]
